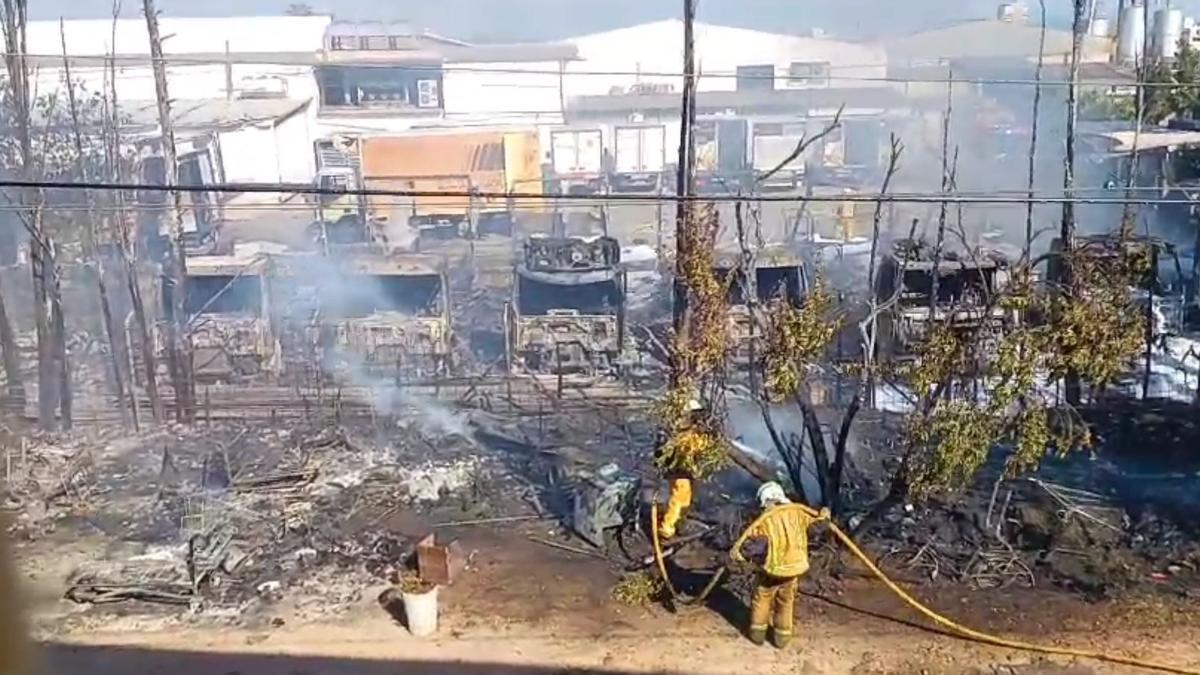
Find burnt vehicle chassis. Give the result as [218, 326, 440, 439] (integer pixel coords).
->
[875, 241, 1018, 360]
[712, 248, 810, 367]
[318, 255, 454, 379]
[507, 236, 626, 375]
[1047, 234, 1187, 334]
[163, 256, 281, 383]
[269, 253, 453, 381]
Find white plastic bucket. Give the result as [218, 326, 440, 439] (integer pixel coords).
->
[401, 585, 439, 637]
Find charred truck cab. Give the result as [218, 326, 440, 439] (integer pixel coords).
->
[164, 254, 279, 381]
[509, 236, 626, 374]
[875, 240, 1016, 359]
[713, 247, 809, 365]
[1047, 234, 1186, 333]
[322, 255, 452, 377]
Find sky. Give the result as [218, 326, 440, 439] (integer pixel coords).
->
[27, 0, 1099, 42]
[28, 1, 1200, 42]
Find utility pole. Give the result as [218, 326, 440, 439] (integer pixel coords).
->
[143, 0, 196, 422]
[672, 0, 698, 341]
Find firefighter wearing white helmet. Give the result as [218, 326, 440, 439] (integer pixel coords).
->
[731, 481, 830, 648]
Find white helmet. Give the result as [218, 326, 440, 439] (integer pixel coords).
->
[756, 481, 788, 508]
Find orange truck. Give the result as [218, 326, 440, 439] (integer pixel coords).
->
[314, 130, 543, 241]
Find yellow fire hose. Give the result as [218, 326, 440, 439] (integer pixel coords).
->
[649, 503, 1200, 674]
[650, 501, 727, 606]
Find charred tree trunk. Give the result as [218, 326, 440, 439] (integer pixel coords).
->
[827, 391, 862, 517]
[671, 0, 698, 349]
[105, 46, 164, 424]
[929, 72, 954, 319]
[143, 0, 196, 422]
[3, 0, 66, 430]
[1062, 0, 1086, 406]
[794, 392, 830, 502]
[53, 284, 70, 430]
[1024, 0, 1047, 258]
[0, 274, 22, 404]
[61, 20, 128, 426]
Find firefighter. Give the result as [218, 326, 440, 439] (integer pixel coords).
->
[731, 481, 830, 649]
[656, 399, 704, 540]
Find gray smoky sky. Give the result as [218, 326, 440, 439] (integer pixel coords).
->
[30, 0, 1172, 42]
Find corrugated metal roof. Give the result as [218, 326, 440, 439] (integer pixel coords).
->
[1099, 129, 1200, 154]
[320, 43, 576, 64]
[119, 98, 311, 131]
[884, 20, 1112, 63]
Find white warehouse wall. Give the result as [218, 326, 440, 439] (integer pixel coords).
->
[218, 124, 279, 184]
[562, 20, 888, 98]
[442, 61, 565, 121]
[33, 64, 318, 107]
[27, 16, 331, 57]
[273, 108, 318, 184]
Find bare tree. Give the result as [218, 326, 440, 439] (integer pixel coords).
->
[60, 19, 130, 426]
[2, 0, 70, 430]
[671, 0, 698, 346]
[143, 0, 196, 422]
[1024, 0, 1047, 258]
[108, 1, 164, 424]
[928, 72, 955, 318]
[0, 273, 20, 404]
[1061, 0, 1087, 405]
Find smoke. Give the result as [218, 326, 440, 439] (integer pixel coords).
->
[269, 249, 469, 439]
[353, 362, 471, 438]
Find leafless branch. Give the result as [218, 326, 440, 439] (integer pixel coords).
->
[757, 106, 844, 186]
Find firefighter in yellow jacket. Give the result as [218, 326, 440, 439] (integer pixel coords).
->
[731, 482, 830, 648]
[656, 399, 704, 540]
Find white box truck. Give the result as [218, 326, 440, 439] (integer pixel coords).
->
[612, 125, 666, 192]
[550, 128, 605, 195]
[752, 134, 806, 191]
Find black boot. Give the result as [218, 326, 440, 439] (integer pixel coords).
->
[748, 627, 767, 646]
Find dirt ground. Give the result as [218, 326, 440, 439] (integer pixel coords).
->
[17, 517, 1200, 675]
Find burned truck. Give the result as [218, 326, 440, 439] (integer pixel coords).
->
[1047, 234, 1186, 333]
[320, 255, 452, 377]
[875, 240, 1017, 359]
[508, 236, 625, 374]
[165, 254, 280, 381]
[712, 247, 809, 365]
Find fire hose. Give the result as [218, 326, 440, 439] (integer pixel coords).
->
[648, 502, 1200, 675]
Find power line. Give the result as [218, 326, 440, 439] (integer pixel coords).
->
[5, 178, 1200, 205]
[6, 51, 1176, 89]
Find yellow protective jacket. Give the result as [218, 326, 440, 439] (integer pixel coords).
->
[732, 503, 826, 578]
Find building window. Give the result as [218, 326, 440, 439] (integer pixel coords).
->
[788, 61, 830, 87]
[417, 79, 440, 108]
[318, 66, 443, 111]
[736, 64, 775, 91]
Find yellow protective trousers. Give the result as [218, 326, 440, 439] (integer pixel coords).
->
[749, 573, 798, 636]
[658, 478, 693, 539]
